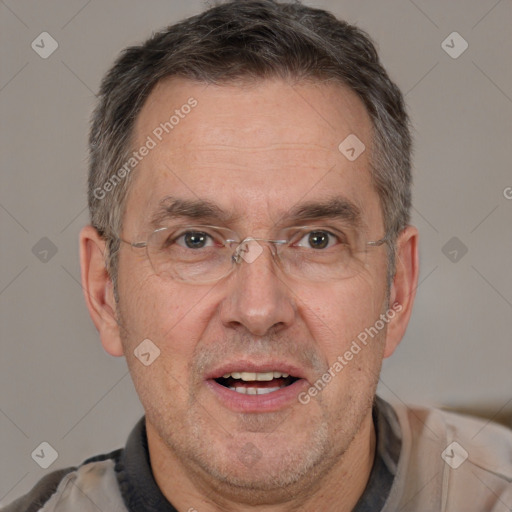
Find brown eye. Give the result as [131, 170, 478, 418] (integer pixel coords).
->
[295, 229, 337, 250]
[176, 231, 213, 249]
[308, 231, 330, 249]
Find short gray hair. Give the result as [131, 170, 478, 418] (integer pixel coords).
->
[88, 0, 412, 298]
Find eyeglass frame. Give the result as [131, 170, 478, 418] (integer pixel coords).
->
[117, 224, 390, 283]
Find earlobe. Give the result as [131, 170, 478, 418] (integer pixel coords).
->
[79, 225, 124, 357]
[383, 225, 419, 358]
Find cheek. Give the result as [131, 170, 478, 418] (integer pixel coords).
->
[296, 273, 387, 354]
[118, 280, 211, 411]
[118, 270, 216, 363]
[299, 279, 387, 410]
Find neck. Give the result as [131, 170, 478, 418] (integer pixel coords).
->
[147, 410, 376, 512]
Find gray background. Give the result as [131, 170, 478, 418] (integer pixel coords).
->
[1, 0, 511, 505]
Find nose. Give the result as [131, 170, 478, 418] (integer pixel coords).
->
[219, 242, 296, 336]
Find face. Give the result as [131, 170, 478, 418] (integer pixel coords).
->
[113, 78, 393, 495]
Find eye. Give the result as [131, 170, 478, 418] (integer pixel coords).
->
[295, 229, 339, 250]
[175, 230, 216, 249]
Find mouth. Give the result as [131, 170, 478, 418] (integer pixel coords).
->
[215, 371, 300, 395]
[205, 364, 308, 413]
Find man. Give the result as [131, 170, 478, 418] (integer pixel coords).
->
[5, 1, 511, 511]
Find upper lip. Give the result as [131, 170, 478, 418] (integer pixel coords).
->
[205, 360, 308, 381]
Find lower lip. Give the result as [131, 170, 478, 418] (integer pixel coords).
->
[206, 379, 308, 413]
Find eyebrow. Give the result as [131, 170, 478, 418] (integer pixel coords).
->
[148, 195, 362, 230]
[149, 196, 234, 228]
[286, 197, 362, 228]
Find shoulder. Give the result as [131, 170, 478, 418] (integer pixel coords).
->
[1, 449, 126, 512]
[399, 403, 512, 476]
[439, 407, 512, 474]
[1, 467, 76, 512]
[388, 402, 512, 511]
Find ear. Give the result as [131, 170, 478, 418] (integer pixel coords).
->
[383, 225, 419, 358]
[79, 225, 124, 357]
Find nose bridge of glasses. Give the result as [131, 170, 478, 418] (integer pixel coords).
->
[231, 237, 287, 265]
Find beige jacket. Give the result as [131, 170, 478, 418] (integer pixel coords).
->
[3, 402, 512, 511]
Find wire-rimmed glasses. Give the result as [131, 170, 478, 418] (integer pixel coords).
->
[118, 224, 389, 283]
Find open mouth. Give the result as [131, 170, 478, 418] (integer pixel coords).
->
[214, 371, 300, 395]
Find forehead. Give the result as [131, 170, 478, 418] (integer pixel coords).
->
[125, 77, 381, 233]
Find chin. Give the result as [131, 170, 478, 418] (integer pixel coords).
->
[182, 418, 333, 496]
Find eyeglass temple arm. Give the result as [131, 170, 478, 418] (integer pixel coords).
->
[367, 235, 390, 247]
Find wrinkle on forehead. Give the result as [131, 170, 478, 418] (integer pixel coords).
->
[159, 143, 342, 177]
[124, 78, 381, 237]
[133, 77, 372, 151]
[166, 142, 336, 152]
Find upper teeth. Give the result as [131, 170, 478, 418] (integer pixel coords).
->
[221, 371, 289, 381]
